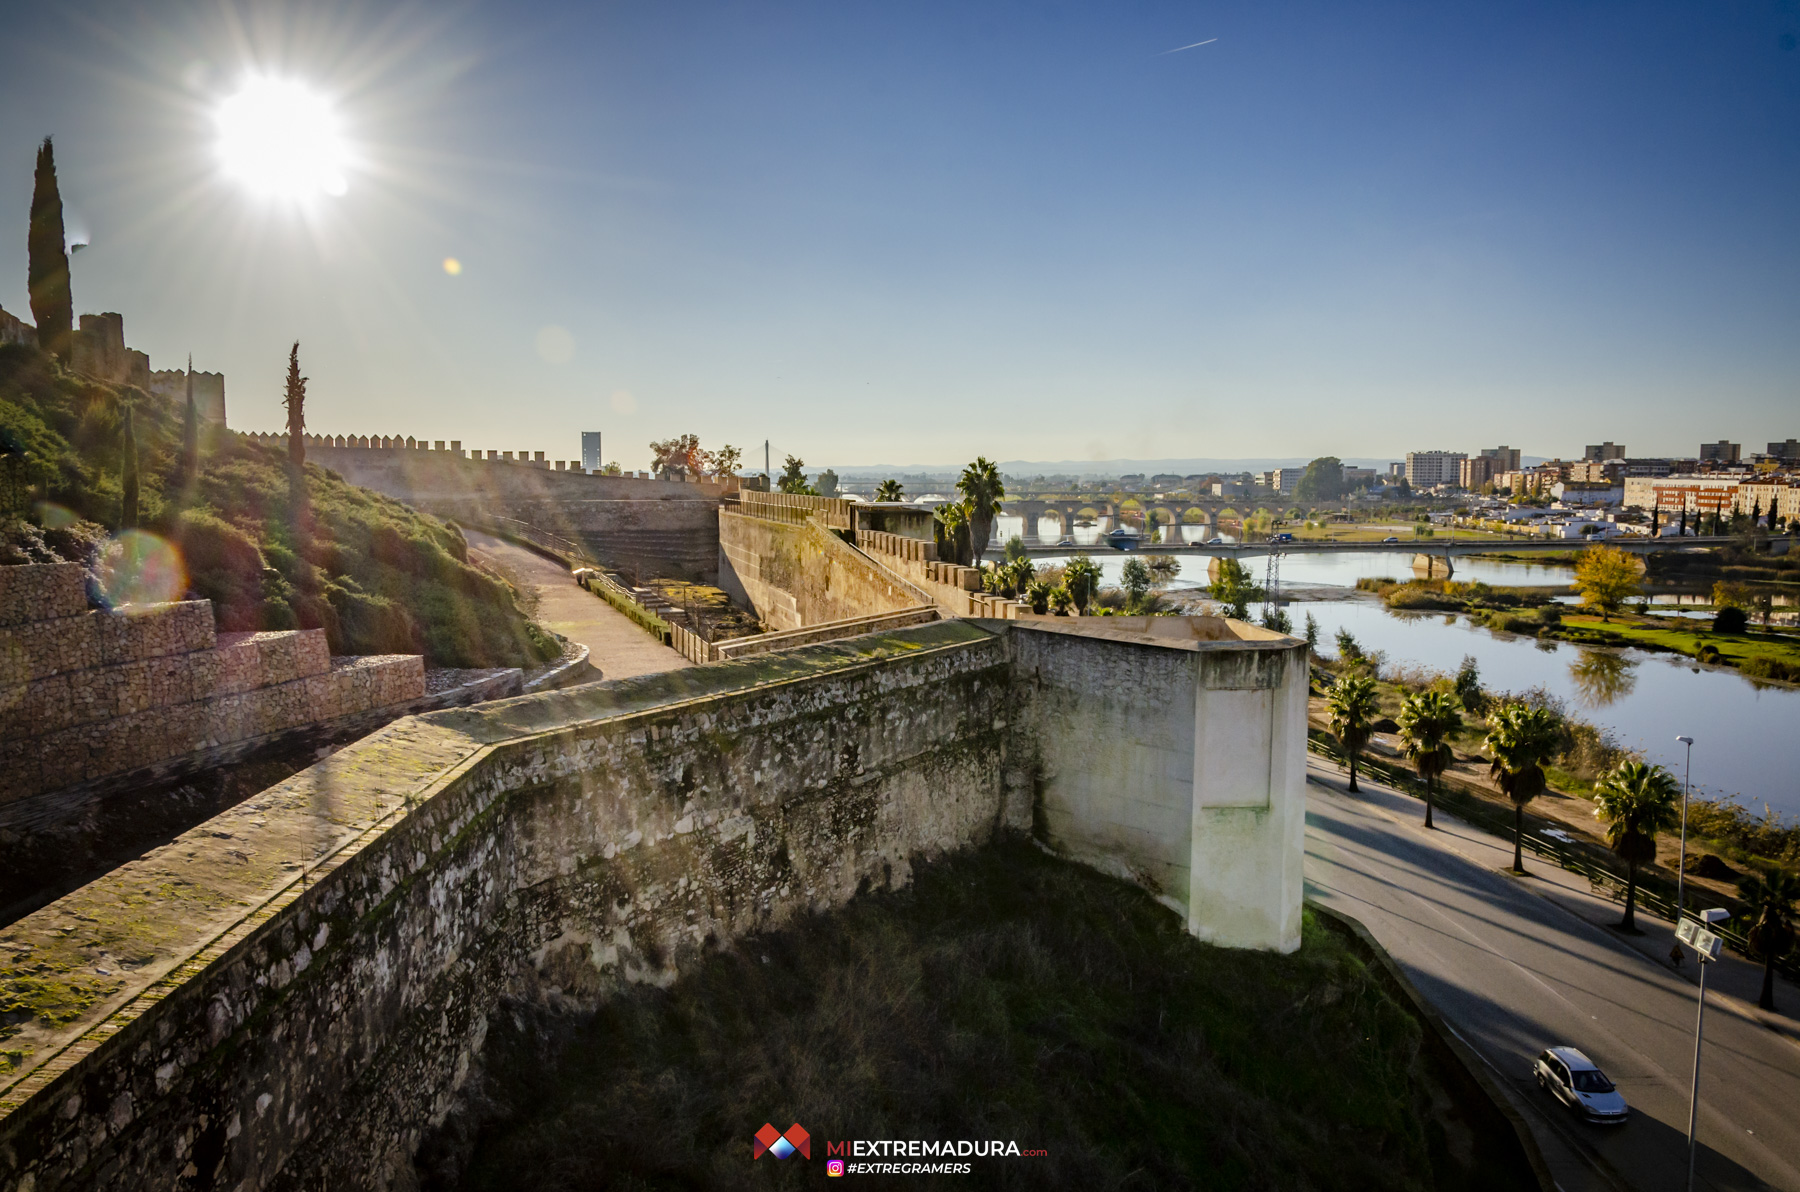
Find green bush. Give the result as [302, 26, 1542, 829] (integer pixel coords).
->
[0, 344, 553, 668]
[1741, 656, 1800, 683]
[1713, 605, 1748, 634]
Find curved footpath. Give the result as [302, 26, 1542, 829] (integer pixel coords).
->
[464, 530, 690, 682]
[1306, 760, 1800, 1192]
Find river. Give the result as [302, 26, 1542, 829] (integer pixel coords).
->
[1012, 546, 1796, 817]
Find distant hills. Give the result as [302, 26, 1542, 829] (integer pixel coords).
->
[826, 455, 1546, 480]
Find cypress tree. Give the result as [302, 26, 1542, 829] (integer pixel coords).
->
[28, 137, 74, 361]
[282, 343, 312, 563]
[284, 343, 307, 470]
[120, 404, 139, 529]
[181, 354, 199, 491]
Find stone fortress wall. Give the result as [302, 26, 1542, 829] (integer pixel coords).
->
[0, 563, 426, 808]
[241, 433, 733, 581]
[0, 613, 1306, 1192]
[146, 370, 225, 426]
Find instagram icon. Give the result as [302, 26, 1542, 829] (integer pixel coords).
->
[826, 1158, 846, 1177]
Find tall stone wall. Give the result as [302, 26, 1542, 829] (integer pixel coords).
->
[1013, 617, 1307, 952]
[0, 617, 1307, 1192]
[292, 447, 729, 580]
[717, 510, 930, 631]
[0, 622, 1025, 1192]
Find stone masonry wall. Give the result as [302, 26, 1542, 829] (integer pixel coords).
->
[717, 510, 931, 631]
[0, 622, 1026, 1192]
[0, 564, 425, 806]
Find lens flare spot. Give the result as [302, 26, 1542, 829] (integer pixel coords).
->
[442, 257, 462, 275]
[99, 531, 187, 609]
[36, 502, 79, 530]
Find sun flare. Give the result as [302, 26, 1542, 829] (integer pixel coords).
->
[215, 76, 349, 200]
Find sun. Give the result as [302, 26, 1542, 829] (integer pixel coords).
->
[215, 76, 349, 200]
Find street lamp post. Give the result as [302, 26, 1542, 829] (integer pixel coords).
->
[1679, 908, 1731, 1192]
[1671, 735, 1695, 964]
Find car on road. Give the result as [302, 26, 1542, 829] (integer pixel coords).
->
[1105, 528, 1141, 551]
[1534, 1047, 1628, 1124]
[1055, 537, 1076, 547]
[1268, 532, 1295, 543]
[1382, 536, 1400, 543]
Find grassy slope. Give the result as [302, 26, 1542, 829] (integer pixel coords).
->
[437, 842, 1524, 1192]
[1556, 614, 1800, 668]
[0, 345, 553, 667]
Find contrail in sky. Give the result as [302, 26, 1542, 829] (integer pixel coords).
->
[1161, 38, 1218, 54]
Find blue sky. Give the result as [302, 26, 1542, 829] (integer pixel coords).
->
[2, 1, 1797, 470]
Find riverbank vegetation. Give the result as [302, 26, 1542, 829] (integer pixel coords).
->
[1356, 574, 1800, 680]
[434, 841, 1524, 1192]
[0, 343, 554, 667]
[1313, 646, 1800, 881]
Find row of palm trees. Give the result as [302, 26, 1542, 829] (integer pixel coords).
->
[1324, 673, 1798, 1011]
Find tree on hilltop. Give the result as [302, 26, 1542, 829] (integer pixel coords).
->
[28, 137, 73, 361]
[180, 355, 199, 492]
[120, 404, 139, 530]
[283, 343, 311, 548]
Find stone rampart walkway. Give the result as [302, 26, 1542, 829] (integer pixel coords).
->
[464, 531, 690, 681]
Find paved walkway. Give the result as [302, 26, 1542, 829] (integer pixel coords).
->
[464, 531, 690, 683]
[1308, 759, 1800, 1192]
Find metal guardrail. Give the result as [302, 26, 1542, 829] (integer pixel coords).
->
[1305, 736, 1798, 980]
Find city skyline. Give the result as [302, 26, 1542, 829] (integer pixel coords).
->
[2, 1, 1798, 467]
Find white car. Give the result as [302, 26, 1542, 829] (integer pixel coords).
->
[1534, 1047, 1628, 1124]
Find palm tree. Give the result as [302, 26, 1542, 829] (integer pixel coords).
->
[1739, 868, 1799, 1012]
[1063, 554, 1101, 613]
[1591, 761, 1681, 933]
[935, 501, 972, 566]
[874, 478, 905, 503]
[1484, 703, 1564, 874]
[1326, 676, 1381, 793]
[957, 456, 1005, 567]
[1396, 689, 1460, 829]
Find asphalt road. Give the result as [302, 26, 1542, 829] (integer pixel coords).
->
[1305, 760, 1800, 1192]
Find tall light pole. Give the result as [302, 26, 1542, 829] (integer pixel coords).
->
[1671, 735, 1695, 965]
[1679, 909, 1730, 1192]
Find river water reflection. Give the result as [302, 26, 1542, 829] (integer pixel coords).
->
[1027, 549, 1575, 592]
[1284, 600, 1800, 817]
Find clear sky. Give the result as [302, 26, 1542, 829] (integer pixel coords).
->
[2, 1, 1797, 471]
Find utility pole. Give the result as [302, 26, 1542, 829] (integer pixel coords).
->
[764, 439, 770, 484]
[1671, 735, 1695, 965]
[1678, 909, 1730, 1192]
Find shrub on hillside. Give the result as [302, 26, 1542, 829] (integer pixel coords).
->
[0, 344, 553, 667]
